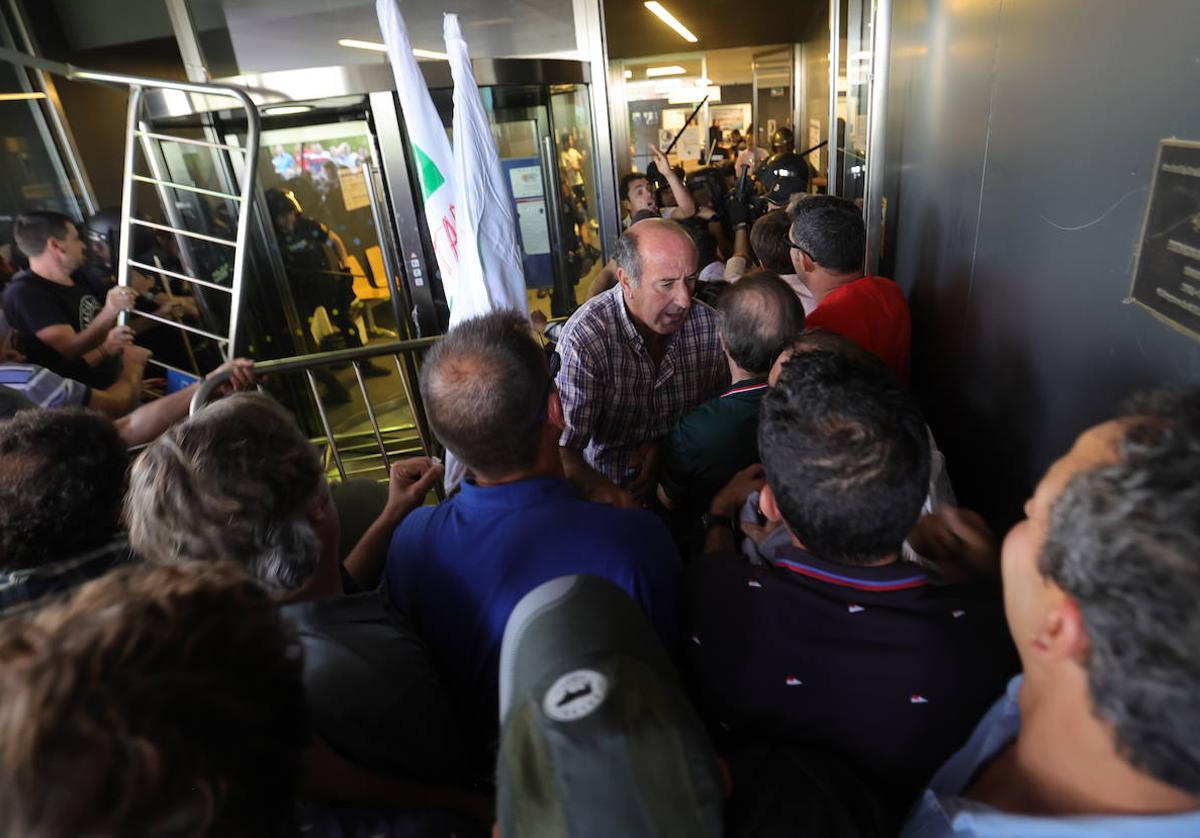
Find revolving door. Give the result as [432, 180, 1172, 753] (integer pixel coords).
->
[139, 58, 605, 478]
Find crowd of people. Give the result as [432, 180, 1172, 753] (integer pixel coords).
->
[0, 148, 1197, 838]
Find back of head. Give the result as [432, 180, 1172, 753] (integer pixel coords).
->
[787, 328, 890, 373]
[13, 211, 74, 260]
[0, 561, 307, 837]
[787, 195, 865, 275]
[718, 271, 805, 376]
[760, 351, 930, 564]
[629, 209, 660, 227]
[0, 409, 127, 571]
[750, 210, 795, 274]
[126, 393, 324, 595]
[1040, 388, 1200, 794]
[420, 309, 549, 478]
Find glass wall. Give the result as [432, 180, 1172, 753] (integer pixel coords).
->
[839, 0, 872, 205]
[414, 80, 602, 323]
[0, 14, 90, 270]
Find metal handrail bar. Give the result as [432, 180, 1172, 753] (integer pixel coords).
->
[134, 129, 248, 153]
[351, 361, 392, 472]
[131, 309, 230, 342]
[131, 173, 243, 202]
[129, 218, 238, 248]
[306, 369, 347, 479]
[127, 260, 233, 294]
[189, 336, 440, 414]
[311, 424, 422, 446]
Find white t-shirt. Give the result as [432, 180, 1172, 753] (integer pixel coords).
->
[735, 147, 768, 175]
[724, 259, 817, 315]
[560, 147, 584, 186]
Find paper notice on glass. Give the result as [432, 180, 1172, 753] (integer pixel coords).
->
[516, 200, 551, 255]
[508, 165, 543, 200]
[339, 168, 370, 211]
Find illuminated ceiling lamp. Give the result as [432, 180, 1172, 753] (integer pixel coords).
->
[263, 105, 314, 116]
[643, 2, 698, 43]
[337, 38, 447, 60]
[645, 65, 687, 77]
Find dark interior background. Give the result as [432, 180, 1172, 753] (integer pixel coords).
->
[881, 0, 1200, 530]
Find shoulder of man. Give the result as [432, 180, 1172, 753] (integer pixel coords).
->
[557, 288, 618, 355]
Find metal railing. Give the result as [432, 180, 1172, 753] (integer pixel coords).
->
[0, 46, 260, 370]
[191, 336, 440, 481]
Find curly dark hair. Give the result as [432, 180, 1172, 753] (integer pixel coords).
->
[1040, 387, 1200, 793]
[0, 408, 127, 570]
[759, 350, 930, 564]
[0, 561, 308, 837]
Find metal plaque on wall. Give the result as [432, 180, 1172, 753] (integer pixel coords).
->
[1128, 139, 1200, 340]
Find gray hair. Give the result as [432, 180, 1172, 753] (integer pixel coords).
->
[126, 393, 323, 596]
[1040, 393, 1200, 792]
[420, 309, 548, 478]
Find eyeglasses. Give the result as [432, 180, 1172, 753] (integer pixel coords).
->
[787, 240, 813, 261]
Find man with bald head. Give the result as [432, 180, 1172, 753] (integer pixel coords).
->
[555, 218, 727, 507]
[384, 309, 681, 756]
[657, 270, 804, 530]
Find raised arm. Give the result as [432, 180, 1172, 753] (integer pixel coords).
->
[650, 145, 696, 219]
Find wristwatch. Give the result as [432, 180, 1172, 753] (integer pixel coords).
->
[701, 512, 735, 533]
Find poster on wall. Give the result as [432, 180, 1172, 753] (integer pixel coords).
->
[661, 108, 703, 161]
[710, 104, 752, 136]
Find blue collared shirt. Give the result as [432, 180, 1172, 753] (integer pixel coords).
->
[385, 476, 681, 739]
[902, 675, 1200, 837]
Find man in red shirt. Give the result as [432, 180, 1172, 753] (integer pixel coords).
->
[788, 196, 911, 382]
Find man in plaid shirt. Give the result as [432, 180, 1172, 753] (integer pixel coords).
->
[555, 219, 727, 507]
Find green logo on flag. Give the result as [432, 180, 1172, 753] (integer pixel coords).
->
[414, 144, 445, 200]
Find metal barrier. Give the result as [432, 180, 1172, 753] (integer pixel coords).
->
[0, 46, 261, 371]
[191, 336, 440, 481]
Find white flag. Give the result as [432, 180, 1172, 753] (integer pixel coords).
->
[444, 13, 528, 325]
[376, 0, 460, 306]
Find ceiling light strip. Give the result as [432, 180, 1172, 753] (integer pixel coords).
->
[643, 2, 698, 43]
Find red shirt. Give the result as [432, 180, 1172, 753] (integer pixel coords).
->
[805, 275, 911, 383]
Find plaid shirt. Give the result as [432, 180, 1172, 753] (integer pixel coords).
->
[556, 284, 727, 486]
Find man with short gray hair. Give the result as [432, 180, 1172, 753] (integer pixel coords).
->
[903, 388, 1200, 837]
[657, 270, 805, 528]
[385, 310, 681, 755]
[126, 393, 465, 783]
[555, 218, 727, 507]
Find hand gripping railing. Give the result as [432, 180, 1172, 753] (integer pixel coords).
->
[191, 336, 440, 481]
[0, 46, 260, 364]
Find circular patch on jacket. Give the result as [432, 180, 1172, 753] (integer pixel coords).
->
[542, 669, 608, 722]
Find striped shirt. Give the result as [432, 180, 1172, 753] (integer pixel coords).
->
[0, 363, 90, 410]
[555, 284, 727, 487]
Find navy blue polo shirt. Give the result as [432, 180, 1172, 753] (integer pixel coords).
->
[684, 544, 1016, 819]
[384, 475, 682, 742]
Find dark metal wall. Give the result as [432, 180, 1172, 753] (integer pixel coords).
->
[880, 0, 1200, 527]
